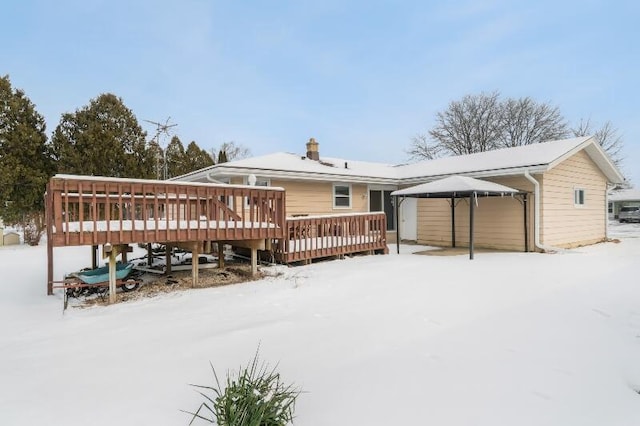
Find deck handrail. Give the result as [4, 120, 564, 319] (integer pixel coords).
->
[46, 175, 286, 247]
[275, 212, 388, 263]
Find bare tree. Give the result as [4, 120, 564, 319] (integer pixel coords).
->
[408, 92, 572, 160]
[498, 97, 568, 147]
[407, 134, 442, 160]
[210, 141, 251, 162]
[572, 118, 624, 168]
[426, 91, 502, 157]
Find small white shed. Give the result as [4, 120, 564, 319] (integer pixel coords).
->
[3, 231, 20, 246]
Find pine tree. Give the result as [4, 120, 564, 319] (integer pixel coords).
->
[0, 75, 53, 245]
[165, 136, 186, 178]
[50, 93, 154, 179]
[212, 141, 250, 161]
[147, 140, 164, 180]
[183, 141, 214, 174]
[217, 149, 228, 164]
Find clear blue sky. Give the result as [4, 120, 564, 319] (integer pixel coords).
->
[3, 0, 639, 185]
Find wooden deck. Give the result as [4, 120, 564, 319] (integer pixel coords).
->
[45, 175, 287, 295]
[273, 213, 388, 263]
[45, 175, 388, 296]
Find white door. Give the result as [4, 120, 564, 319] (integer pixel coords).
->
[400, 198, 417, 241]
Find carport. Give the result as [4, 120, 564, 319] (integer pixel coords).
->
[391, 175, 529, 259]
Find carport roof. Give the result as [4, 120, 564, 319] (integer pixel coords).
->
[390, 175, 521, 198]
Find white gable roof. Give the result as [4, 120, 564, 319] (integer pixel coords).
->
[609, 189, 640, 202]
[176, 136, 624, 185]
[398, 137, 598, 181]
[176, 152, 399, 184]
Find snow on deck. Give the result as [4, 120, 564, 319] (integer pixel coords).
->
[58, 219, 277, 232]
[286, 235, 378, 251]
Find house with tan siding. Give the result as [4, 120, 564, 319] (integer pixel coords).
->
[177, 136, 624, 252]
[608, 189, 640, 219]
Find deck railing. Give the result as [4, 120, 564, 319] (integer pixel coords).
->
[46, 175, 286, 247]
[273, 212, 388, 263]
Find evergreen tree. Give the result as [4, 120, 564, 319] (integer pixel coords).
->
[183, 141, 214, 174]
[0, 75, 53, 245]
[217, 149, 228, 163]
[50, 93, 154, 179]
[147, 140, 164, 180]
[165, 136, 186, 178]
[211, 141, 250, 162]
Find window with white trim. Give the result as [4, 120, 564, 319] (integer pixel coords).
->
[333, 184, 351, 209]
[574, 188, 585, 206]
[245, 177, 270, 207]
[218, 177, 234, 209]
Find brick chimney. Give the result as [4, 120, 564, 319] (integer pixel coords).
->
[306, 137, 320, 161]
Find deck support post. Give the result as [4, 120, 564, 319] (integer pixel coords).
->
[165, 243, 172, 275]
[217, 242, 225, 269]
[250, 247, 258, 277]
[91, 245, 98, 269]
[47, 235, 54, 296]
[227, 239, 265, 276]
[108, 248, 117, 304]
[46, 184, 54, 295]
[191, 242, 199, 288]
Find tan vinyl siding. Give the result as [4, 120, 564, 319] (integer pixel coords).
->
[540, 150, 607, 247]
[416, 176, 534, 251]
[270, 180, 368, 216]
[417, 198, 452, 246]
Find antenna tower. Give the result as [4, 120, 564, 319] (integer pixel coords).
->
[145, 117, 178, 180]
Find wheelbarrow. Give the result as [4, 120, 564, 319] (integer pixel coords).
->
[53, 262, 143, 310]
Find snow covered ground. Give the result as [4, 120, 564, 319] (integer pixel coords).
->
[1, 223, 640, 425]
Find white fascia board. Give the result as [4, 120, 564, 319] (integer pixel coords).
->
[399, 166, 548, 186]
[546, 137, 625, 184]
[584, 143, 625, 184]
[170, 167, 216, 182]
[207, 167, 401, 185]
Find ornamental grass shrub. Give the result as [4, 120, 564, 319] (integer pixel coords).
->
[186, 349, 300, 425]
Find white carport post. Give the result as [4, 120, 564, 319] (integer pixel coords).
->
[395, 195, 401, 255]
[391, 176, 519, 260]
[451, 196, 456, 248]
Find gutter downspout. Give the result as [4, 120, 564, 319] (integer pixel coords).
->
[523, 171, 561, 253]
[605, 183, 616, 240]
